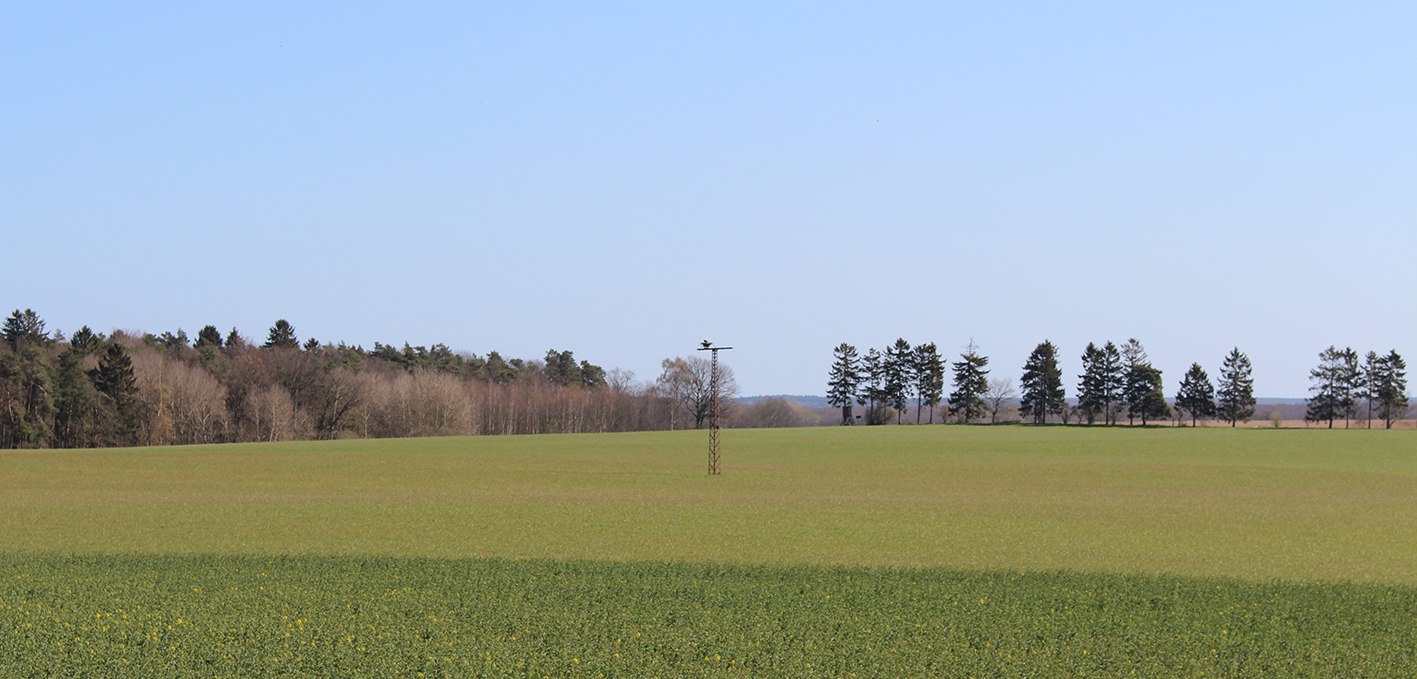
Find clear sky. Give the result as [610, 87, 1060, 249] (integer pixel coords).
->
[4, 3, 1414, 397]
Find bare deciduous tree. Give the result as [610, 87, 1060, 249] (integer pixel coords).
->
[656, 356, 737, 429]
[985, 378, 1016, 424]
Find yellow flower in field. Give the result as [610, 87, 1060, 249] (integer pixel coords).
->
[572, 657, 580, 665]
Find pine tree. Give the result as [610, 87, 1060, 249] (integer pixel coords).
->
[225, 327, 247, 350]
[195, 325, 224, 350]
[1357, 351, 1382, 427]
[913, 343, 945, 424]
[1130, 365, 1170, 425]
[1376, 350, 1408, 429]
[1077, 342, 1105, 425]
[858, 348, 887, 425]
[1100, 341, 1124, 425]
[1216, 347, 1256, 427]
[1306, 346, 1355, 429]
[948, 341, 990, 423]
[1121, 338, 1152, 426]
[1175, 363, 1216, 426]
[2, 309, 48, 351]
[0, 344, 56, 448]
[53, 350, 104, 448]
[826, 343, 861, 425]
[1019, 341, 1065, 425]
[264, 319, 299, 349]
[91, 343, 140, 446]
[884, 338, 914, 424]
[68, 326, 101, 356]
[1337, 347, 1360, 428]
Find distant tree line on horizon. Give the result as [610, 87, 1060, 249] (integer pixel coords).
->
[827, 338, 1408, 429]
[0, 309, 740, 450]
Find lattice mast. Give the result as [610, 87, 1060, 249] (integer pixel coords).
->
[697, 341, 733, 475]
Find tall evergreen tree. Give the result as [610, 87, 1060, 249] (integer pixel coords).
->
[858, 347, 887, 425]
[264, 319, 299, 349]
[913, 342, 945, 424]
[544, 349, 584, 387]
[91, 343, 140, 446]
[1306, 346, 1357, 429]
[195, 325, 224, 350]
[1077, 342, 1106, 425]
[884, 338, 914, 424]
[1019, 340, 1065, 425]
[1099, 341, 1124, 424]
[1129, 365, 1171, 425]
[225, 327, 247, 350]
[1375, 350, 1408, 429]
[1336, 347, 1361, 427]
[0, 344, 56, 448]
[1212, 348, 1258, 428]
[1175, 363, 1216, 426]
[1359, 350, 1385, 427]
[578, 361, 606, 389]
[1121, 338, 1152, 426]
[68, 326, 101, 356]
[53, 349, 104, 448]
[827, 345, 855, 425]
[2, 309, 48, 351]
[948, 341, 990, 423]
[1215, 347, 1256, 427]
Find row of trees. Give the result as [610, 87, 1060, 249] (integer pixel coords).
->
[828, 338, 1266, 427]
[0, 309, 736, 449]
[1016, 339, 1257, 426]
[830, 337, 1409, 428]
[1306, 347, 1408, 429]
[826, 340, 1014, 425]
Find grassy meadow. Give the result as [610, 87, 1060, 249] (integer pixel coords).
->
[2, 426, 1415, 675]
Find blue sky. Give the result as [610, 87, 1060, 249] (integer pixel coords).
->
[4, 2, 1414, 397]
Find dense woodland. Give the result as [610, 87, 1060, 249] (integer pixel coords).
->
[827, 338, 1409, 429]
[0, 309, 758, 450]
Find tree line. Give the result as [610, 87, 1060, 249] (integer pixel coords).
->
[0, 309, 736, 449]
[827, 338, 1408, 428]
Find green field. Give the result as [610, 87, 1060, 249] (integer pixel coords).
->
[3, 427, 1415, 675]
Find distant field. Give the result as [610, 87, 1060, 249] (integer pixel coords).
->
[2, 426, 1415, 675]
[3, 426, 1414, 582]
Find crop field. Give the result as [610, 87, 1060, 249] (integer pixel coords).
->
[2, 426, 1415, 676]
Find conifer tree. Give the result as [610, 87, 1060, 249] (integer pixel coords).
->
[53, 350, 104, 448]
[1121, 338, 1152, 426]
[68, 326, 101, 356]
[91, 343, 140, 446]
[2, 309, 48, 351]
[1175, 363, 1216, 426]
[1337, 347, 1361, 427]
[913, 342, 945, 424]
[1306, 346, 1358, 428]
[826, 342, 862, 425]
[1376, 350, 1408, 429]
[858, 347, 887, 425]
[1100, 341, 1124, 424]
[1077, 342, 1106, 425]
[1216, 347, 1256, 427]
[0, 344, 56, 447]
[264, 319, 299, 349]
[948, 341, 990, 423]
[195, 325, 224, 350]
[1019, 340, 1065, 425]
[1129, 365, 1170, 425]
[884, 338, 914, 424]
[225, 327, 247, 350]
